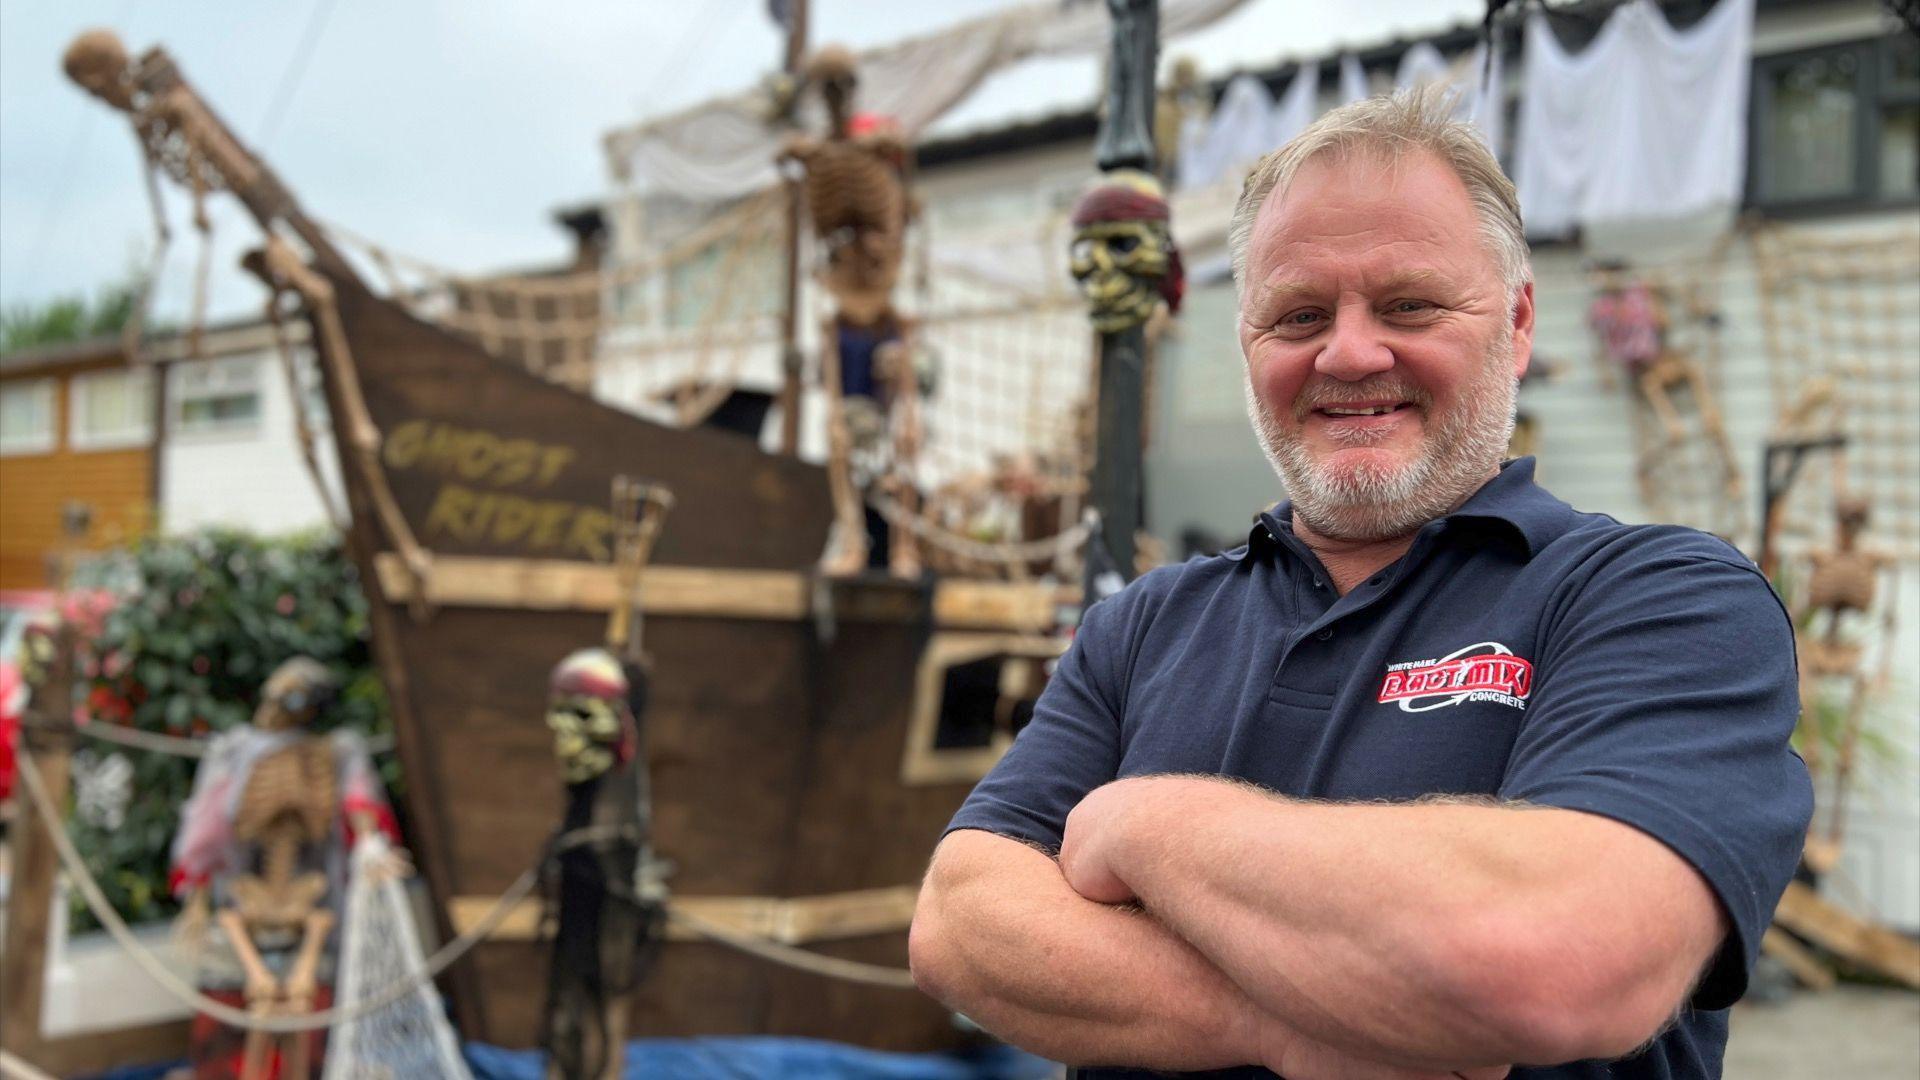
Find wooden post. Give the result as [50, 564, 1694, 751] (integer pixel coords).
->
[0, 624, 77, 1062]
[777, 0, 811, 455]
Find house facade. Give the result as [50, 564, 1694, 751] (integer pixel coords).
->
[0, 339, 157, 589]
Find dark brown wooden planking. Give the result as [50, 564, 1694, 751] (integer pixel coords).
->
[327, 270, 832, 569]
[321, 272, 973, 1045]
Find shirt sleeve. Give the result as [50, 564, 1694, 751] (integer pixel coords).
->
[1497, 534, 1812, 1010]
[941, 576, 1149, 852]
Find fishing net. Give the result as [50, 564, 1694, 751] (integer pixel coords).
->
[1755, 224, 1920, 562]
[321, 833, 471, 1080]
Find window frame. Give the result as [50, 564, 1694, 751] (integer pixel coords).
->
[67, 367, 155, 452]
[0, 377, 59, 456]
[169, 354, 265, 438]
[1748, 34, 1920, 216]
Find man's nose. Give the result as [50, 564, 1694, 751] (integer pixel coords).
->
[1314, 312, 1395, 381]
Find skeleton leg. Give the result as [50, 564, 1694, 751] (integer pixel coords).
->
[218, 910, 279, 1080]
[878, 338, 923, 580]
[1640, 366, 1687, 446]
[281, 910, 334, 1079]
[599, 995, 629, 1080]
[820, 319, 870, 575]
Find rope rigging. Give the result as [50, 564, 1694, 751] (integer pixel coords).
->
[13, 733, 920, 1038]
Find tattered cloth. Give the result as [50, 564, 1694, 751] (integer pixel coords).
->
[1069, 182, 1170, 227]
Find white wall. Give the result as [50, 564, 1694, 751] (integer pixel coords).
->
[160, 346, 346, 537]
[1523, 211, 1920, 931]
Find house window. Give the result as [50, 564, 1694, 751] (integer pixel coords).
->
[1752, 34, 1920, 210]
[172, 356, 262, 434]
[0, 378, 57, 455]
[69, 368, 155, 450]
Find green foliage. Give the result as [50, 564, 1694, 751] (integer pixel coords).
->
[67, 528, 393, 931]
[0, 277, 140, 355]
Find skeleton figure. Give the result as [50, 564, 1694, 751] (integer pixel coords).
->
[541, 648, 662, 1080]
[171, 657, 396, 1080]
[782, 45, 925, 578]
[781, 45, 909, 328]
[1793, 495, 1899, 869]
[1068, 169, 1185, 334]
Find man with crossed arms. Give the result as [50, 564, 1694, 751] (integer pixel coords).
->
[909, 90, 1809, 1080]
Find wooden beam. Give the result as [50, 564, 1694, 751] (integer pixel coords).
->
[375, 555, 809, 619]
[1773, 880, 1920, 989]
[1761, 926, 1837, 991]
[373, 553, 1077, 632]
[931, 580, 1072, 633]
[0, 631, 74, 1063]
[29, 1021, 191, 1077]
[447, 885, 918, 946]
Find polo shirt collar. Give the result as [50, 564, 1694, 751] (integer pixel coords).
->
[1246, 457, 1567, 561]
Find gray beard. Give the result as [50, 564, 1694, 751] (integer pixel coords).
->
[1245, 337, 1519, 543]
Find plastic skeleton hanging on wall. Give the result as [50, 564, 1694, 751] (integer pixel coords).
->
[1585, 263, 1741, 529]
[780, 45, 925, 578]
[170, 657, 400, 1080]
[1791, 493, 1899, 874]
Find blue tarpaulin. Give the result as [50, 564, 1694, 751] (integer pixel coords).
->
[463, 1038, 1057, 1079]
[84, 1039, 1055, 1080]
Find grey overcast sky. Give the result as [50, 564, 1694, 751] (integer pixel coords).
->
[0, 0, 1481, 324]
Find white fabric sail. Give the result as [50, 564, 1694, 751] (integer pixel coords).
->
[605, 0, 1255, 200]
[1513, 0, 1754, 237]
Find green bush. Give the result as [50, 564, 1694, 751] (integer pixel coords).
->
[67, 527, 393, 931]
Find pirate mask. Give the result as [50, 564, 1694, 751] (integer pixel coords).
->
[546, 648, 635, 784]
[1068, 169, 1184, 333]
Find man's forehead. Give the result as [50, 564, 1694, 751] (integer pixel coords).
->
[1250, 266, 1452, 304]
[1242, 149, 1488, 291]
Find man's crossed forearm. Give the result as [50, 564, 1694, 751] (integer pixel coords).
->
[910, 828, 1511, 1079]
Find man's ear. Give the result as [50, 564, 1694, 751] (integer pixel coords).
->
[1510, 280, 1536, 380]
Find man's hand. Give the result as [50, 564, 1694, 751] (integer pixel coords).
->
[1058, 776, 1161, 904]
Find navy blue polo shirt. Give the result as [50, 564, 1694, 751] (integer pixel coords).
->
[945, 458, 1811, 1080]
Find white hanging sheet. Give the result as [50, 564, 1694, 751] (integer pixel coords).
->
[1339, 53, 1371, 105]
[1178, 75, 1274, 189]
[1393, 40, 1506, 154]
[1175, 61, 1320, 192]
[1513, 0, 1754, 238]
[604, 0, 1254, 201]
[1268, 61, 1322, 158]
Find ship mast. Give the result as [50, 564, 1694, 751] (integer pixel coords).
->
[776, 0, 810, 455]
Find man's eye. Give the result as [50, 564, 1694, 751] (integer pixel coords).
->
[1275, 310, 1323, 331]
[1389, 299, 1433, 314]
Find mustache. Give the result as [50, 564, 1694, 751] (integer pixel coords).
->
[1292, 379, 1434, 419]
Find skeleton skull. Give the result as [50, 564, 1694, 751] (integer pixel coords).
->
[546, 648, 633, 785]
[1066, 169, 1182, 334]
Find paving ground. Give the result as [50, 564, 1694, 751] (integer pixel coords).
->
[1725, 985, 1920, 1079]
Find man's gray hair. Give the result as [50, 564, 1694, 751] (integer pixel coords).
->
[1227, 85, 1530, 299]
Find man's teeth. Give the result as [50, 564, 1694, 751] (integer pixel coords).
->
[1323, 404, 1399, 416]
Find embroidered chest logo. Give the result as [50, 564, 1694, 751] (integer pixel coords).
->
[1377, 641, 1533, 713]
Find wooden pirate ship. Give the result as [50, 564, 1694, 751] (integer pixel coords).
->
[60, 28, 1103, 1052]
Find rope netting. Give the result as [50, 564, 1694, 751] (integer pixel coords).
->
[322, 189, 786, 410]
[1755, 224, 1920, 562]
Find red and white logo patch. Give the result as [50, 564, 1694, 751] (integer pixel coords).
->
[1377, 641, 1533, 713]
